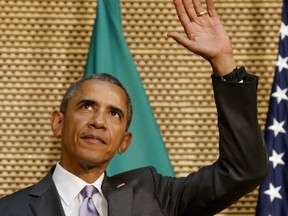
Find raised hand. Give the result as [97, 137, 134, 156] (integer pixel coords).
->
[168, 0, 236, 75]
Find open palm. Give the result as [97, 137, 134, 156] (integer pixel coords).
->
[168, 0, 235, 75]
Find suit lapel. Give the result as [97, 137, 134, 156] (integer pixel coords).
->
[102, 175, 133, 216]
[29, 167, 65, 216]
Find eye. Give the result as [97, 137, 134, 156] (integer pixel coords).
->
[83, 104, 93, 110]
[110, 110, 120, 118]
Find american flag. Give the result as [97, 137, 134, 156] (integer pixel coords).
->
[255, 0, 288, 215]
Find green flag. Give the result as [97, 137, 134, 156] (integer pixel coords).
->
[84, 0, 174, 176]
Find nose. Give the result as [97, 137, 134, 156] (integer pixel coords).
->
[89, 111, 106, 130]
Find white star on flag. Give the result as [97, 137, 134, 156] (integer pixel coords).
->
[280, 21, 288, 40]
[264, 183, 283, 202]
[268, 118, 286, 137]
[276, 54, 288, 73]
[271, 85, 288, 103]
[269, 150, 285, 168]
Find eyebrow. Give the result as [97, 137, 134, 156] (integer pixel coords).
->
[77, 99, 95, 107]
[77, 99, 125, 119]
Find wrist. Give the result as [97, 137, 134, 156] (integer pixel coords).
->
[212, 66, 247, 82]
[209, 54, 236, 76]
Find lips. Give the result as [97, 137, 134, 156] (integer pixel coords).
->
[80, 133, 107, 145]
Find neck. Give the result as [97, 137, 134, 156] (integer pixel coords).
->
[59, 160, 107, 183]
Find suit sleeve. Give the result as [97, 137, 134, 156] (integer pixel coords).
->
[155, 73, 268, 216]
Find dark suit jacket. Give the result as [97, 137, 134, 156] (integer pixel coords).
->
[0, 74, 268, 216]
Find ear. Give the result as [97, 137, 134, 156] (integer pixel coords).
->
[117, 132, 132, 154]
[50, 111, 64, 137]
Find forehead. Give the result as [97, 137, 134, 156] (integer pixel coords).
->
[75, 79, 128, 107]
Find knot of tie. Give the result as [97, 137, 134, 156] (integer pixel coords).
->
[80, 185, 100, 216]
[81, 185, 97, 198]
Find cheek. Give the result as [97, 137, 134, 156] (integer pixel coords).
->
[62, 116, 86, 139]
[108, 128, 127, 147]
[108, 115, 122, 125]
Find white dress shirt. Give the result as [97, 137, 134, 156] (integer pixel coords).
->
[52, 162, 108, 216]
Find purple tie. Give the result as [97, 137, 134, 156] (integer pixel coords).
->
[79, 185, 100, 216]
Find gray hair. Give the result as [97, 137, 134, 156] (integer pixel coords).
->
[60, 73, 133, 130]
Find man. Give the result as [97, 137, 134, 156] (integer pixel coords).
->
[0, 0, 268, 215]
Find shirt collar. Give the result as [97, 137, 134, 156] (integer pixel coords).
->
[52, 162, 105, 206]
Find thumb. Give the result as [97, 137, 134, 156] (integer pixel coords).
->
[167, 31, 200, 55]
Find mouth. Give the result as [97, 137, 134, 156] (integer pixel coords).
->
[80, 134, 107, 145]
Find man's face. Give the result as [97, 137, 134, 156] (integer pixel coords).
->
[52, 79, 132, 173]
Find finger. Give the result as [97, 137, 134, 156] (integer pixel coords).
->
[167, 32, 199, 53]
[182, 0, 198, 21]
[192, 0, 207, 16]
[172, 0, 191, 27]
[205, 0, 217, 17]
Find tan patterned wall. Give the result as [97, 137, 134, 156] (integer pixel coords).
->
[0, 0, 283, 215]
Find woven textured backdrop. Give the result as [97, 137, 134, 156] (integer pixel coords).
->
[0, 0, 282, 215]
